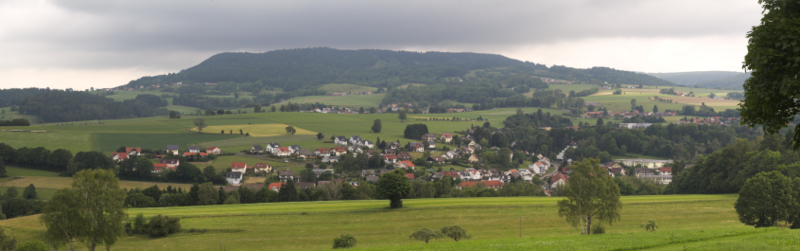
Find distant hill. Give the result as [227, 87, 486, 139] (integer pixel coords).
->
[693, 73, 750, 90]
[127, 48, 676, 92]
[646, 71, 749, 90]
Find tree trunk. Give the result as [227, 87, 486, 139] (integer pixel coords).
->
[586, 214, 592, 235]
[69, 237, 75, 251]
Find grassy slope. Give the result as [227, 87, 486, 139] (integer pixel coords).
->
[319, 83, 378, 94]
[0, 195, 769, 251]
[286, 94, 385, 107]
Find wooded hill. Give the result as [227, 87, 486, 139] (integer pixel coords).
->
[126, 48, 676, 92]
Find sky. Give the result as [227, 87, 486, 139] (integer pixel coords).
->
[0, 0, 763, 90]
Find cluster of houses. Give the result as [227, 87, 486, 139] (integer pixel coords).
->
[676, 116, 738, 125]
[548, 159, 674, 193]
[110, 145, 222, 173]
[584, 110, 678, 119]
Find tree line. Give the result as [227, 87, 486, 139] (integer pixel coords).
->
[17, 91, 169, 123]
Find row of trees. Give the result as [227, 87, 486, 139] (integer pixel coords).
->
[0, 143, 114, 176]
[17, 91, 169, 123]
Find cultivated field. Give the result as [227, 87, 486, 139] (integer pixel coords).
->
[190, 123, 317, 137]
[1, 194, 785, 250]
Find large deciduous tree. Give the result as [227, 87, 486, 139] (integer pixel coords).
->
[378, 170, 411, 208]
[194, 118, 207, 133]
[41, 169, 126, 251]
[557, 158, 622, 234]
[735, 171, 795, 228]
[371, 119, 382, 133]
[740, 0, 800, 148]
[398, 109, 407, 122]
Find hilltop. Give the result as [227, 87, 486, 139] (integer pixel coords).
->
[647, 71, 749, 90]
[126, 48, 676, 92]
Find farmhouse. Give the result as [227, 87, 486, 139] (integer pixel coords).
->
[274, 147, 292, 157]
[269, 183, 282, 191]
[315, 148, 331, 156]
[616, 158, 673, 169]
[206, 147, 221, 154]
[384, 154, 398, 163]
[265, 143, 280, 153]
[335, 136, 348, 145]
[440, 132, 453, 143]
[278, 170, 295, 182]
[226, 172, 243, 185]
[250, 145, 264, 154]
[395, 160, 416, 170]
[166, 145, 179, 155]
[111, 152, 129, 162]
[160, 159, 180, 168]
[253, 163, 272, 173]
[421, 133, 437, 141]
[230, 162, 247, 173]
[331, 146, 347, 156]
[125, 147, 141, 156]
[397, 152, 413, 161]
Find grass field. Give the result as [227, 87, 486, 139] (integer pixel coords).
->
[0, 194, 776, 250]
[0, 131, 93, 153]
[0, 176, 193, 191]
[584, 87, 742, 112]
[190, 124, 317, 137]
[163, 116, 275, 128]
[286, 94, 385, 107]
[318, 83, 378, 94]
[6, 167, 61, 177]
[94, 133, 241, 152]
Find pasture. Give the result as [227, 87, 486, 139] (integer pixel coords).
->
[163, 116, 275, 128]
[0, 195, 768, 250]
[94, 133, 241, 152]
[0, 131, 93, 153]
[0, 176, 192, 191]
[585, 87, 742, 112]
[318, 83, 378, 94]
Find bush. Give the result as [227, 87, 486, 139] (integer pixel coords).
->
[591, 225, 606, 234]
[440, 225, 471, 241]
[409, 228, 441, 243]
[332, 234, 357, 249]
[14, 240, 47, 251]
[146, 214, 181, 237]
[641, 220, 658, 232]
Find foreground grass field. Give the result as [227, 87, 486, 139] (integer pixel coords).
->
[0, 194, 780, 250]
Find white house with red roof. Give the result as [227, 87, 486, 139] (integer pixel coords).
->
[125, 147, 141, 156]
[384, 154, 398, 164]
[440, 132, 453, 143]
[160, 159, 180, 168]
[551, 172, 569, 190]
[206, 147, 221, 154]
[395, 161, 416, 170]
[269, 182, 283, 191]
[111, 152, 129, 162]
[275, 147, 292, 157]
[230, 162, 247, 173]
[659, 167, 672, 176]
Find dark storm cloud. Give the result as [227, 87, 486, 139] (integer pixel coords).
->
[42, 0, 758, 54]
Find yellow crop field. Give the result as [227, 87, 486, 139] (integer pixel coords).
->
[191, 123, 317, 137]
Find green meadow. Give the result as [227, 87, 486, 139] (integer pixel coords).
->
[0, 194, 778, 250]
[287, 94, 385, 107]
[94, 133, 242, 152]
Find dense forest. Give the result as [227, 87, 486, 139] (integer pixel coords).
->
[17, 91, 169, 122]
[0, 88, 52, 107]
[469, 111, 761, 164]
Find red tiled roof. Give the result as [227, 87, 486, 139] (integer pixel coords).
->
[659, 167, 672, 172]
[551, 172, 568, 183]
[231, 162, 247, 169]
[385, 154, 397, 159]
[405, 173, 415, 179]
[277, 147, 291, 153]
[399, 161, 415, 167]
[112, 152, 129, 159]
[269, 183, 283, 190]
[125, 147, 141, 153]
[206, 147, 219, 151]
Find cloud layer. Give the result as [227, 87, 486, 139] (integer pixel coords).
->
[0, 0, 763, 89]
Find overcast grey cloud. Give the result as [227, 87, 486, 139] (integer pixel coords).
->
[0, 0, 763, 89]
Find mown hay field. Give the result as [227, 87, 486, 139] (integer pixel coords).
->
[0, 195, 766, 250]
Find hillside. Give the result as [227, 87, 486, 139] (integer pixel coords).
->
[694, 72, 750, 90]
[647, 71, 749, 90]
[126, 48, 675, 93]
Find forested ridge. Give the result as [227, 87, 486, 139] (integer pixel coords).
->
[17, 91, 169, 122]
[127, 48, 677, 93]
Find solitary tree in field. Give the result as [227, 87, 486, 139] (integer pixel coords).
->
[398, 110, 407, 122]
[653, 105, 658, 113]
[254, 105, 261, 113]
[271, 106, 276, 112]
[285, 126, 296, 135]
[557, 158, 621, 235]
[378, 170, 411, 208]
[168, 111, 177, 119]
[735, 171, 795, 228]
[372, 119, 382, 133]
[596, 118, 604, 126]
[317, 132, 324, 140]
[41, 169, 127, 251]
[194, 118, 206, 133]
[440, 226, 471, 242]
